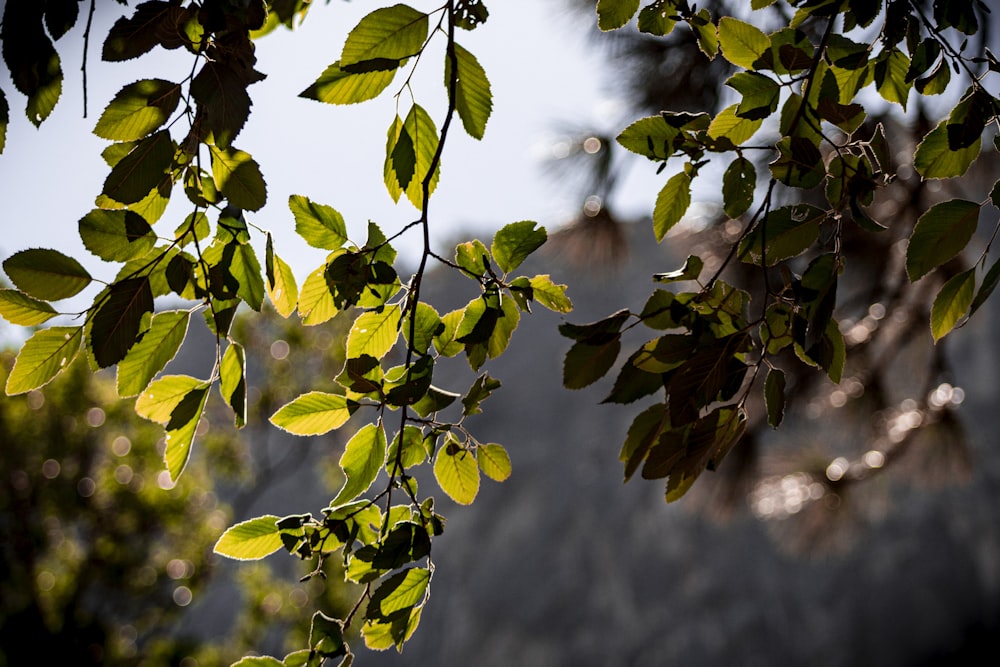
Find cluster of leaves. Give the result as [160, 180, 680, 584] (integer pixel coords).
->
[562, 0, 1000, 501]
[0, 1, 570, 664]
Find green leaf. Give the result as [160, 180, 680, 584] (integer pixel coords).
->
[433, 308, 464, 357]
[596, 0, 640, 31]
[447, 43, 492, 140]
[221, 342, 247, 428]
[476, 443, 511, 482]
[764, 367, 785, 428]
[340, 5, 428, 67]
[230, 242, 265, 311]
[638, 0, 677, 36]
[298, 262, 338, 326]
[491, 220, 546, 274]
[722, 156, 756, 219]
[2, 6, 62, 126]
[384, 105, 440, 208]
[434, 438, 480, 505]
[620, 403, 670, 481]
[528, 275, 573, 313]
[270, 391, 358, 436]
[689, 8, 718, 59]
[769, 136, 825, 189]
[289, 194, 348, 250]
[265, 234, 298, 318]
[102, 129, 174, 205]
[230, 657, 284, 667]
[0, 289, 57, 326]
[930, 268, 975, 342]
[971, 257, 1000, 317]
[462, 373, 501, 416]
[210, 145, 267, 211]
[906, 200, 981, 281]
[94, 78, 181, 142]
[116, 310, 190, 397]
[486, 295, 519, 360]
[740, 204, 825, 266]
[914, 120, 982, 179]
[79, 209, 156, 262]
[300, 60, 398, 105]
[5, 326, 82, 395]
[89, 277, 155, 368]
[190, 60, 251, 149]
[403, 302, 442, 355]
[369, 567, 431, 619]
[362, 605, 423, 652]
[616, 115, 677, 160]
[653, 171, 691, 241]
[708, 104, 763, 146]
[134, 374, 210, 480]
[213, 515, 283, 560]
[563, 338, 621, 389]
[331, 423, 387, 505]
[727, 71, 780, 121]
[718, 17, 770, 69]
[874, 48, 912, 109]
[455, 239, 491, 276]
[347, 305, 401, 360]
[653, 255, 703, 284]
[3, 248, 92, 301]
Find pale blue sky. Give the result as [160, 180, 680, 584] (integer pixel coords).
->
[0, 2, 657, 288]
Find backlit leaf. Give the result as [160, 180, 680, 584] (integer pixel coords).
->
[930, 268, 975, 342]
[4, 248, 92, 301]
[210, 145, 267, 211]
[906, 200, 981, 281]
[718, 17, 770, 69]
[221, 342, 247, 428]
[79, 209, 156, 262]
[384, 105, 440, 208]
[596, 0, 640, 31]
[434, 439, 480, 505]
[492, 220, 546, 274]
[914, 120, 982, 179]
[300, 60, 398, 105]
[213, 515, 283, 560]
[331, 423, 387, 505]
[265, 235, 298, 318]
[447, 43, 492, 140]
[5, 326, 82, 395]
[289, 194, 348, 250]
[476, 443, 511, 481]
[0, 289, 57, 326]
[102, 129, 174, 205]
[722, 156, 756, 219]
[340, 5, 428, 67]
[528, 274, 573, 313]
[270, 391, 358, 436]
[347, 305, 401, 360]
[116, 309, 190, 397]
[94, 78, 181, 142]
[653, 171, 691, 241]
[89, 277, 154, 368]
[298, 262, 338, 325]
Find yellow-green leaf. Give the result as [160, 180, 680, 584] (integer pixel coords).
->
[906, 199, 981, 281]
[3, 248, 92, 301]
[298, 262, 338, 326]
[0, 289, 57, 326]
[447, 43, 492, 140]
[347, 305, 401, 360]
[116, 309, 190, 397]
[331, 423, 387, 505]
[596, 0, 640, 31]
[931, 268, 975, 342]
[653, 171, 691, 241]
[718, 17, 770, 69]
[213, 515, 283, 560]
[433, 438, 480, 505]
[5, 326, 82, 395]
[476, 443, 511, 482]
[270, 391, 357, 436]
